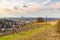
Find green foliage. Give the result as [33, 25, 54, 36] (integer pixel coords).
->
[37, 17, 44, 22]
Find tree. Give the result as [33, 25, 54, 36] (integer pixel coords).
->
[37, 17, 44, 22]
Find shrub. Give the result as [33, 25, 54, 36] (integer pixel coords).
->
[37, 17, 44, 23]
[56, 20, 60, 33]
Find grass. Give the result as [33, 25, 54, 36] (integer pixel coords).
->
[0, 23, 53, 40]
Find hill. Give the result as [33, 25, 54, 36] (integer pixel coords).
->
[0, 21, 59, 40]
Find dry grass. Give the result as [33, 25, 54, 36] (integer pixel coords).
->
[0, 20, 59, 40]
[0, 23, 53, 40]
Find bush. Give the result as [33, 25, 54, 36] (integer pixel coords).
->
[56, 20, 60, 33]
[37, 17, 44, 23]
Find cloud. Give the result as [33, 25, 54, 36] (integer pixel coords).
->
[0, 2, 45, 17]
[50, 2, 60, 8]
[0, 0, 60, 17]
[0, 2, 44, 13]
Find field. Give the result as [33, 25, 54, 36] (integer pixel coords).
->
[0, 20, 60, 40]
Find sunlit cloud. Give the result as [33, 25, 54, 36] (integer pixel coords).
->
[50, 2, 60, 8]
[0, 0, 60, 17]
[0, 2, 45, 13]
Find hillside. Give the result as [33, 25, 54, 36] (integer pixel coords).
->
[0, 21, 59, 40]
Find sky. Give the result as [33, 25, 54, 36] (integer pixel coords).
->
[0, 0, 60, 18]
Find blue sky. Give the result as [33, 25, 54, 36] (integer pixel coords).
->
[0, 0, 60, 18]
[52, 0, 60, 2]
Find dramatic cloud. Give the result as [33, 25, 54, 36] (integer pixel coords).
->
[0, 0, 60, 17]
[0, 2, 45, 13]
[50, 2, 60, 8]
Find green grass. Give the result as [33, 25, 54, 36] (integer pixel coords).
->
[0, 24, 53, 40]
